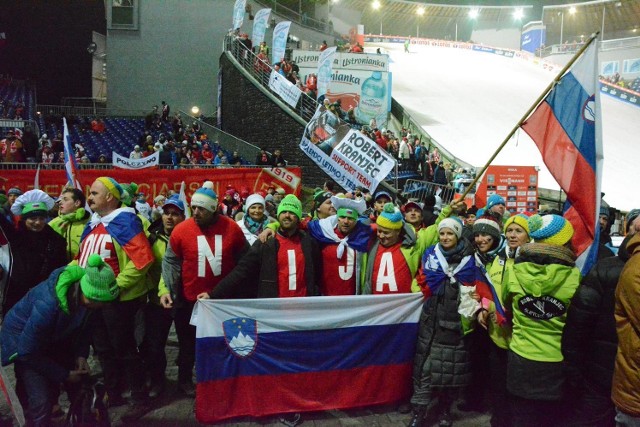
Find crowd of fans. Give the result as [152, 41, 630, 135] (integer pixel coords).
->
[1, 171, 639, 426]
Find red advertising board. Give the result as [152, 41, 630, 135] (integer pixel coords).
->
[1, 167, 302, 200]
[475, 166, 538, 214]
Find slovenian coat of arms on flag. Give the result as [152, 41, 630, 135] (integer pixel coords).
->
[521, 34, 603, 275]
[191, 294, 422, 424]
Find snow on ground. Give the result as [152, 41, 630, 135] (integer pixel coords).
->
[372, 42, 640, 211]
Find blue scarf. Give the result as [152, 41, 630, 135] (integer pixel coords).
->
[244, 215, 270, 236]
[307, 216, 371, 255]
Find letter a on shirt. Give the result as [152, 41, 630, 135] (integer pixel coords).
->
[376, 252, 398, 293]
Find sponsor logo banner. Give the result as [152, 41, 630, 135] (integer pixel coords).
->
[268, 71, 302, 108]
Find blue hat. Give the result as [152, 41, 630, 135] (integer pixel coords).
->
[191, 181, 218, 212]
[486, 194, 505, 210]
[599, 206, 609, 217]
[163, 195, 185, 212]
[374, 191, 393, 202]
[528, 214, 574, 246]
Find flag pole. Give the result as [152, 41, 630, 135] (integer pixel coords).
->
[457, 32, 600, 201]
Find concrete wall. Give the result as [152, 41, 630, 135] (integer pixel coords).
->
[218, 54, 329, 189]
[107, 0, 235, 116]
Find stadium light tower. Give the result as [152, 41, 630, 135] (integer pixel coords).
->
[417, 7, 425, 37]
[372, 0, 382, 35]
[469, 8, 479, 19]
[513, 8, 524, 20]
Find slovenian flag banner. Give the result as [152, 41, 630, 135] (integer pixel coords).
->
[191, 293, 422, 424]
[63, 117, 82, 190]
[521, 38, 603, 275]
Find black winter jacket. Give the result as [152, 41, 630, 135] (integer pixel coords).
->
[561, 234, 632, 396]
[209, 230, 321, 299]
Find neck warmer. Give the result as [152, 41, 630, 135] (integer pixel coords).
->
[244, 214, 270, 236]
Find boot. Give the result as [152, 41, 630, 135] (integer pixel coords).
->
[407, 405, 427, 427]
[438, 405, 452, 427]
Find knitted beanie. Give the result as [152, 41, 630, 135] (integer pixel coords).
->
[627, 209, 640, 232]
[438, 217, 463, 239]
[504, 213, 530, 235]
[244, 194, 265, 212]
[528, 214, 574, 246]
[277, 194, 302, 219]
[7, 187, 23, 196]
[376, 203, 403, 230]
[80, 254, 119, 302]
[473, 214, 502, 241]
[486, 193, 505, 210]
[191, 181, 218, 212]
[314, 191, 333, 207]
[120, 182, 139, 207]
[96, 177, 123, 200]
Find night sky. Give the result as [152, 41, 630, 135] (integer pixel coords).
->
[0, 0, 105, 105]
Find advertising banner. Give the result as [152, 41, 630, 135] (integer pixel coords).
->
[299, 106, 395, 192]
[317, 46, 337, 98]
[252, 8, 271, 47]
[268, 70, 302, 108]
[600, 81, 640, 107]
[112, 151, 159, 169]
[521, 21, 546, 54]
[272, 21, 291, 65]
[292, 51, 389, 72]
[2, 167, 302, 202]
[475, 165, 538, 214]
[232, 0, 246, 30]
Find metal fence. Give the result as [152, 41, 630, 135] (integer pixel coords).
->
[401, 179, 459, 206]
[36, 104, 148, 118]
[224, 35, 320, 123]
[177, 110, 262, 163]
[0, 162, 283, 171]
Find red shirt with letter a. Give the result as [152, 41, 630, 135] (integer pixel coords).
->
[169, 216, 247, 301]
[320, 229, 357, 296]
[371, 243, 413, 294]
[276, 233, 307, 297]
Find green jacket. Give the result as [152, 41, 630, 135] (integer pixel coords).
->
[147, 220, 170, 305]
[486, 253, 513, 349]
[502, 253, 580, 362]
[49, 208, 90, 260]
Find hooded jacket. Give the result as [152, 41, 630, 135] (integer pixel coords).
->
[49, 207, 90, 260]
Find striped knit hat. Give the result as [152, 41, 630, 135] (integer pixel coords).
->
[191, 181, 218, 212]
[473, 214, 501, 241]
[96, 177, 123, 200]
[376, 203, 403, 230]
[504, 213, 530, 235]
[528, 214, 574, 246]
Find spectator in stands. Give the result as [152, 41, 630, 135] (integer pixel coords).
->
[38, 133, 50, 149]
[22, 126, 38, 163]
[2, 130, 25, 163]
[403, 201, 424, 232]
[320, 40, 328, 51]
[41, 145, 54, 165]
[97, 154, 108, 164]
[130, 145, 143, 159]
[51, 132, 63, 154]
[271, 149, 286, 167]
[161, 101, 170, 122]
[229, 150, 242, 166]
[255, 148, 271, 166]
[433, 161, 448, 186]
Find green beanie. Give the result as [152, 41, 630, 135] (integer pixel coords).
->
[120, 182, 139, 207]
[80, 254, 119, 302]
[277, 194, 302, 219]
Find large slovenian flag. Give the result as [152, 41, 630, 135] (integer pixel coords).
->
[191, 293, 422, 424]
[521, 38, 603, 275]
[63, 117, 82, 190]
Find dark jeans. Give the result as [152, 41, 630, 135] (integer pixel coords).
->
[174, 300, 196, 384]
[15, 361, 80, 427]
[510, 394, 568, 427]
[488, 344, 511, 427]
[92, 297, 146, 402]
[140, 303, 174, 385]
[567, 380, 615, 427]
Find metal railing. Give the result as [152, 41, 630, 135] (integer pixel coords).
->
[224, 35, 320, 123]
[176, 109, 262, 164]
[0, 162, 294, 171]
[401, 179, 459, 205]
[36, 104, 148, 118]
[252, 0, 336, 37]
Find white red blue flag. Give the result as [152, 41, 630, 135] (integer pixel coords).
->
[191, 293, 422, 424]
[521, 38, 603, 275]
[63, 118, 82, 190]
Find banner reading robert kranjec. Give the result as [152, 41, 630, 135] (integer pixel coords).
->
[299, 106, 395, 192]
